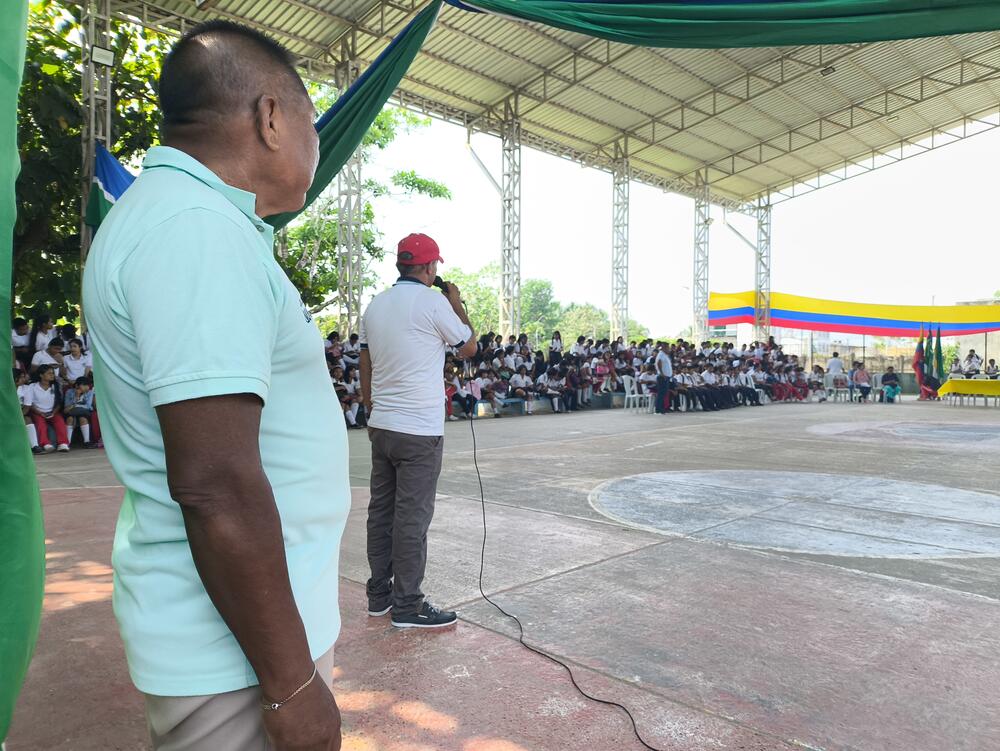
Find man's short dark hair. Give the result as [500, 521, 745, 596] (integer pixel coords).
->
[396, 262, 430, 278]
[158, 19, 306, 137]
[13, 317, 26, 328]
[48, 337, 64, 350]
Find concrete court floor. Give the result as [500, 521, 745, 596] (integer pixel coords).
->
[8, 399, 1000, 751]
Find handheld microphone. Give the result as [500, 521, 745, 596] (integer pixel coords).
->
[435, 275, 467, 310]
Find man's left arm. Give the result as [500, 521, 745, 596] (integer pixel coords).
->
[359, 349, 373, 415]
[358, 312, 372, 414]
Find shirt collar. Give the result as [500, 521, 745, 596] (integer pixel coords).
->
[394, 275, 427, 286]
[142, 146, 273, 243]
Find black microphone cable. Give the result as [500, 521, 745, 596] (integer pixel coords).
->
[467, 410, 663, 751]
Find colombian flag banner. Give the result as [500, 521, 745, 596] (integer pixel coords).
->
[709, 291, 1000, 338]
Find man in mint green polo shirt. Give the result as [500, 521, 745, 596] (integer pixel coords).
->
[83, 21, 347, 751]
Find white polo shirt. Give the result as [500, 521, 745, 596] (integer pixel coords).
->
[27, 382, 57, 413]
[34, 328, 57, 351]
[360, 278, 471, 436]
[64, 352, 93, 381]
[655, 350, 673, 378]
[11, 329, 29, 347]
[31, 350, 59, 369]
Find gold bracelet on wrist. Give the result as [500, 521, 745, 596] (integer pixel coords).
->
[260, 666, 318, 712]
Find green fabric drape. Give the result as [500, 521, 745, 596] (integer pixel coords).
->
[0, 0, 45, 743]
[452, 0, 1000, 48]
[267, 0, 442, 229]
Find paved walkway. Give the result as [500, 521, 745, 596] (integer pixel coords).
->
[9, 401, 1000, 750]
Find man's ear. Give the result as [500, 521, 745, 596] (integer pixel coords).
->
[255, 94, 281, 151]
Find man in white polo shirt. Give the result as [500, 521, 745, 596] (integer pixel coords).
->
[359, 234, 477, 629]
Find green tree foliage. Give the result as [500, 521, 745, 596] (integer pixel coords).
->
[625, 318, 651, 342]
[276, 101, 450, 314]
[15, 1, 167, 319]
[15, 9, 449, 322]
[446, 263, 653, 344]
[440, 263, 500, 336]
[520, 278, 560, 343]
[553, 304, 648, 342]
[556, 303, 610, 341]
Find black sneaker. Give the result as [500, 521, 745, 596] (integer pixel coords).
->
[368, 585, 393, 617]
[391, 601, 457, 629]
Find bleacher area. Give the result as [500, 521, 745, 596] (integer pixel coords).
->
[468, 372, 906, 419]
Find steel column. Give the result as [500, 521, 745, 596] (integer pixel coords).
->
[336, 59, 365, 335]
[754, 201, 773, 341]
[610, 142, 629, 341]
[499, 96, 521, 337]
[81, 0, 113, 269]
[693, 169, 711, 342]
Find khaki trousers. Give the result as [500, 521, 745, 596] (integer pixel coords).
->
[144, 649, 334, 751]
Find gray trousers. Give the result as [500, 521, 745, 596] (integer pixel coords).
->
[366, 427, 444, 615]
[144, 649, 334, 751]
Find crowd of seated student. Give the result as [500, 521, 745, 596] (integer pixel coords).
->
[12, 313, 102, 453]
[429, 333, 840, 418]
[324, 331, 367, 428]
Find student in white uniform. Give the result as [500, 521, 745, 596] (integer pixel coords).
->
[29, 314, 57, 354]
[14, 369, 41, 453]
[12, 316, 31, 370]
[548, 330, 563, 365]
[536, 367, 566, 413]
[26, 365, 69, 452]
[30, 337, 64, 377]
[62, 338, 93, 384]
[509, 365, 535, 415]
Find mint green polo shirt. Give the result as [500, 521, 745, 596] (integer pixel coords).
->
[82, 146, 350, 696]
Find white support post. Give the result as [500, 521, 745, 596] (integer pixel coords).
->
[693, 169, 711, 343]
[754, 200, 773, 342]
[499, 96, 521, 338]
[336, 59, 364, 336]
[610, 141, 629, 341]
[81, 0, 113, 268]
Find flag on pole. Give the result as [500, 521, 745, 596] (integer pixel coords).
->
[924, 322, 935, 380]
[912, 325, 926, 396]
[0, 1, 45, 743]
[84, 142, 136, 229]
[934, 323, 948, 381]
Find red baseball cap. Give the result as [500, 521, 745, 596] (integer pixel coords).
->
[397, 233, 443, 265]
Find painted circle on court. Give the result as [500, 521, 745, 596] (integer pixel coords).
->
[590, 470, 1000, 559]
[807, 421, 1000, 450]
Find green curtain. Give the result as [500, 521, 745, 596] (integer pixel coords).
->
[267, 0, 442, 229]
[450, 0, 1000, 48]
[0, 0, 44, 743]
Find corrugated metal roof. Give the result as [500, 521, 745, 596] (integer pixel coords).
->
[101, 0, 1000, 207]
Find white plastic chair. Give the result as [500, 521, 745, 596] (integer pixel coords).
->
[622, 375, 648, 413]
[946, 374, 966, 406]
[968, 374, 992, 407]
[825, 373, 850, 402]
